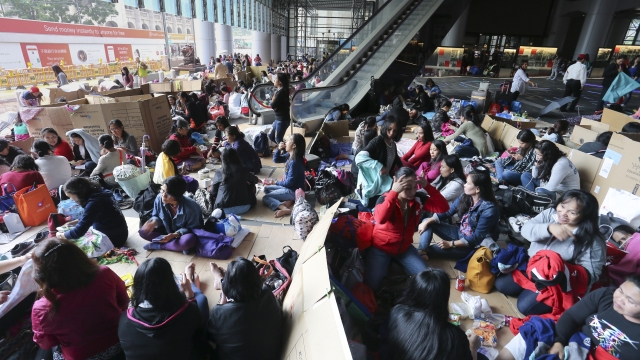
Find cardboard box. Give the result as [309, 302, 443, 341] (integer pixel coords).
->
[23, 107, 75, 140]
[569, 119, 610, 145]
[11, 137, 34, 154]
[499, 124, 520, 150]
[566, 149, 603, 192]
[146, 82, 173, 93]
[487, 114, 536, 129]
[590, 133, 640, 204]
[99, 88, 143, 97]
[601, 108, 639, 132]
[43, 88, 81, 104]
[172, 79, 202, 92]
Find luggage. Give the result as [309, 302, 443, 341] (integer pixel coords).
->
[471, 90, 492, 114]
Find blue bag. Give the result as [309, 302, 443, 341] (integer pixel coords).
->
[510, 101, 522, 114]
[0, 184, 16, 212]
[253, 132, 271, 157]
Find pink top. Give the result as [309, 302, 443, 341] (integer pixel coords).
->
[401, 141, 431, 168]
[416, 160, 442, 185]
[608, 233, 640, 286]
[32, 266, 129, 360]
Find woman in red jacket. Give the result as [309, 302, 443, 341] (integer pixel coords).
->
[401, 122, 434, 169]
[168, 119, 206, 172]
[41, 127, 74, 162]
[365, 167, 449, 291]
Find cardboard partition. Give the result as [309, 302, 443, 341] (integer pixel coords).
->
[43, 88, 81, 104]
[40, 98, 89, 107]
[567, 149, 603, 192]
[247, 65, 268, 79]
[99, 88, 144, 97]
[172, 79, 202, 92]
[11, 137, 34, 154]
[600, 108, 639, 132]
[146, 82, 173, 93]
[499, 124, 520, 150]
[570, 118, 610, 146]
[486, 120, 506, 148]
[488, 114, 536, 129]
[24, 107, 75, 140]
[481, 115, 494, 132]
[590, 133, 640, 204]
[236, 71, 246, 82]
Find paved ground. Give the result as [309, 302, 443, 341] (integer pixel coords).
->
[414, 76, 640, 125]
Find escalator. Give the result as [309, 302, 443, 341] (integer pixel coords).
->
[248, 0, 420, 115]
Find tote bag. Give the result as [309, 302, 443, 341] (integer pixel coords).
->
[14, 184, 55, 226]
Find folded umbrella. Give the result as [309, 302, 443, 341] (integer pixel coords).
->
[603, 72, 640, 103]
[536, 96, 575, 119]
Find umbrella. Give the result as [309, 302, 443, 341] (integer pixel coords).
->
[536, 96, 576, 119]
[603, 72, 640, 103]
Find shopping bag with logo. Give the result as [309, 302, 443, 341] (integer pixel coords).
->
[14, 184, 55, 226]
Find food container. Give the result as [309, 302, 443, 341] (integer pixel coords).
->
[197, 168, 210, 180]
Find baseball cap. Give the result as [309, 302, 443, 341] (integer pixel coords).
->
[30, 86, 40, 93]
[577, 54, 586, 60]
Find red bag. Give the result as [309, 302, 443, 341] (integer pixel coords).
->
[241, 106, 250, 116]
[208, 106, 225, 120]
[351, 283, 378, 314]
[489, 102, 500, 116]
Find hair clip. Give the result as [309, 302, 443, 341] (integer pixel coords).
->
[44, 243, 63, 257]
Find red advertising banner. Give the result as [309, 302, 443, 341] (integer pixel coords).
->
[104, 44, 133, 62]
[20, 43, 73, 68]
[0, 17, 165, 39]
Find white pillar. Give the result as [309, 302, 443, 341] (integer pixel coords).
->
[194, 20, 215, 65]
[271, 34, 280, 62]
[281, 36, 287, 62]
[441, 4, 469, 47]
[573, 0, 618, 60]
[252, 31, 271, 66]
[214, 23, 233, 57]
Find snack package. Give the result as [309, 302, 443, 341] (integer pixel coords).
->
[468, 320, 498, 347]
[448, 313, 461, 326]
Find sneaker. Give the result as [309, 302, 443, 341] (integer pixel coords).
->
[11, 241, 35, 257]
[143, 242, 162, 251]
[34, 229, 50, 244]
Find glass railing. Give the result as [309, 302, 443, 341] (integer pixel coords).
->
[290, 0, 437, 122]
[248, 0, 414, 115]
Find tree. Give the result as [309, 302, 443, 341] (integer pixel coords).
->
[1, 0, 118, 26]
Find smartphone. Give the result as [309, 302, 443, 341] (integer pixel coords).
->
[107, 46, 115, 62]
[26, 45, 42, 67]
[152, 235, 166, 242]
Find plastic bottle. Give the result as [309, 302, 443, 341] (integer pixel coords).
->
[522, 110, 528, 119]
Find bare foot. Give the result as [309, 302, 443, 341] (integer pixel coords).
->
[274, 209, 292, 218]
[210, 262, 225, 290]
[185, 262, 196, 283]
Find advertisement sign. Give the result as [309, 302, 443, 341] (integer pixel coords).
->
[132, 45, 164, 61]
[0, 43, 27, 69]
[68, 44, 107, 65]
[20, 43, 73, 68]
[104, 44, 133, 63]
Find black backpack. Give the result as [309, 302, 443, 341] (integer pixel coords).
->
[133, 183, 161, 228]
[314, 170, 343, 206]
[500, 186, 553, 218]
[253, 132, 271, 157]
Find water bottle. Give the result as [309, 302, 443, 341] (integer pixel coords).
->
[522, 111, 528, 119]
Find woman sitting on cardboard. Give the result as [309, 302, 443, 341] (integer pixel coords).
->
[41, 128, 74, 162]
[222, 126, 262, 174]
[493, 129, 537, 186]
[444, 108, 488, 159]
[211, 148, 259, 216]
[520, 140, 580, 201]
[168, 119, 205, 172]
[67, 129, 101, 175]
[91, 135, 126, 189]
[0, 155, 45, 195]
[33, 140, 72, 191]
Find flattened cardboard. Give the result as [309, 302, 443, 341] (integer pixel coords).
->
[146, 82, 173, 93]
[140, 95, 173, 153]
[580, 118, 610, 131]
[601, 108, 639, 132]
[590, 133, 640, 204]
[570, 119, 610, 146]
[298, 200, 342, 264]
[499, 124, 520, 150]
[567, 149, 603, 192]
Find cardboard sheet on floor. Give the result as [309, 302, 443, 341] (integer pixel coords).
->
[590, 133, 640, 204]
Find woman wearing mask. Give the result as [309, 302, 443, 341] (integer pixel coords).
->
[494, 190, 605, 316]
[416, 140, 448, 184]
[41, 128, 73, 162]
[418, 169, 500, 260]
[401, 122, 435, 169]
[431, 154, 466, 205]
[493, 129, 537, 186]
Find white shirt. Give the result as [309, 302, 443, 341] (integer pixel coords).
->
[563, 62, 587, 86]
[511, 69, 530, 94]
[98, 80, 118, 91]
[35, 155, 72, 190]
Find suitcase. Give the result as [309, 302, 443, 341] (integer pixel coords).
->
[470, 90, 492, 114]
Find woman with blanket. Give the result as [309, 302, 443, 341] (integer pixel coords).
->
[364, 167, 449, 292]
[494, 189, 606, 316]
[67, 129, 101, 175]
[498, 274, 640, 360]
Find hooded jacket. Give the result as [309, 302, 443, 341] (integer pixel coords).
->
[119, 300, 205, 360]
[63, 189, 129, 247]
[66, 129, 101, 163]
[372, 185, 449, 255]
[355, 151, 393, 207]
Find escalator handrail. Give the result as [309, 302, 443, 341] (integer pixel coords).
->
[248, 0, 414, 115]
[288, 0, 430, 122]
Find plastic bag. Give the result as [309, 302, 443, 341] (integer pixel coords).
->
[467, 320, 498, 347]
[450, 302, 473, 319]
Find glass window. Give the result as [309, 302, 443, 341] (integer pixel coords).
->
[165, 0, 178, 15]
[623, 19, 640, 45]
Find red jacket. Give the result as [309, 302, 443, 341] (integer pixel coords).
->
[54, 140, 74, 162]
[372, 185, 449, 255]
[401, 141, 431, 168]
[168, 133, 197, 164]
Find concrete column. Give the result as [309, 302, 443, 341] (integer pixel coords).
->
[281, 36, 287, 62]
[573, 0, 618, 60]
[441, 4, 469, 47]
[271, 34, 280, 62]
[194, 20, 215, 65]
[134, 8, 142, 29]
[252, 31, 271, 65]
[543, 0, 567, 48]
[214, 23, 233, 57]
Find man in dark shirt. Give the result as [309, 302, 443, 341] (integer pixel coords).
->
[21, 86, 42, 107]
[597, 55, 629, 111]
[0, 139, 25, 165]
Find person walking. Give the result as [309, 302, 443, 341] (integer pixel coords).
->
[559, 54, 587, 112]
[547, 55, 559, 80]
[510, 60, 536, 101]
[596, 55, 628, 112]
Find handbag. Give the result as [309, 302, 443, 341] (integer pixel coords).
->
[193, 229, 233, 259]
[504, 186, 554, 217]
[0, 183, 17, 212]
[241, 106, 250, 116]
[340, 248, 365, 291]
[13, 183, 55, 226]
[253, 255, 291, 303]
[466, 246, 495, 294]
[276, 245, 299, 276]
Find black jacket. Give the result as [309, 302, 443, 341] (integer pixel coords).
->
[210, 165, 258, 209]
[271, 88, 290, 121]
[207, 288, 283, 360]
[185, 100, 206, 129]
[0, 146, 25, 166]
[118, 301, 207, 360]
[362, 135, 400, 176]
[577, 141, 607, 158]
[602, 63, 622, 89]
[416, 92, 434, 113]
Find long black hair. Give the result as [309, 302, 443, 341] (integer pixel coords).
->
[381, 115, 400, 142]
[276, 72, 290, 90]
[463, 107, 483, 130]
[457, 169, 497, 218]
[131, 258, 186, 313]
[41, 128, 62, 146]
[290, 133, 306, 160]
[387, 269, 464, 360]
[535, 140, 565, 182]
[436, 155, 465, 192]
[555, 190, 604, 263]
[430, 140, 447, 164]
[108, 119, 129, 142]
[418, 122, 435, 144]
[220, 147, 243, 183]
[33, 140, 53, 158]
[516, 129, 537, 156]
[224, 126, 245, 141]
[222, 257, 262, 302]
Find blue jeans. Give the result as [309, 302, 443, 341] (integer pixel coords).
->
[494, 272, 553, 316]
[222, 204, 252, 215]
[454, 144, 480, 158]
[419, 223, 476, 260]
[268, 119, 290, 144]
[520, 172, 557, 201]
[495, 160, 522, 185]
[262, 185, 295, 210]
[364, 246, 428, 292]
[191, 283, 210, 325]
